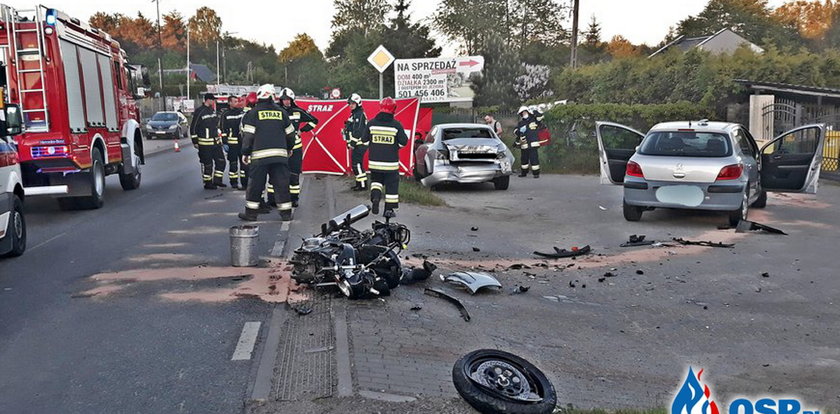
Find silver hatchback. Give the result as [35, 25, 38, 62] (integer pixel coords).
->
[596, 120, 826, 225]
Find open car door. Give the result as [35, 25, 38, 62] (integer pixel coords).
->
[759, 124, 826, 194]
[595, 122, 645, 184]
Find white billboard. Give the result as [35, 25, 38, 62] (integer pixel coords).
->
[394, 56, 484, 103]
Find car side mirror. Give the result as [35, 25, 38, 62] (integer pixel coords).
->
[4, 104, 23, 136]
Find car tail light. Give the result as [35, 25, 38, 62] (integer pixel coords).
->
[626, 161, 644, 178]
[31, 146, 70, 158]
[716, 164, 743, 180]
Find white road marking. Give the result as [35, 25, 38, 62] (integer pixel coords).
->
[231, 322, 261, 361]
[280, 221, 290, 232]
[28, 232, 66, 252]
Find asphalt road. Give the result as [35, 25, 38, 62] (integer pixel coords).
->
[0, 146, 283, 414]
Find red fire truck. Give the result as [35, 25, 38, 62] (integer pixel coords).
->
[0, 5, 149, 209]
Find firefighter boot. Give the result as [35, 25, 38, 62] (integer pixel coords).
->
[256, 202, 272, 214]
[238, 209, 259, 221]
[371, 200, 380, 215]
[352, 181, 365, 191]
[383, 209, 397, 219]
[204, 182, 217, 190]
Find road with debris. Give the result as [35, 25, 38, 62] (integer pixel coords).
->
[0, 146, 290, 414]
[2, 152, 839, 412]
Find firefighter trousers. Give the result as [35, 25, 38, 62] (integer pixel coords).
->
[520, 145, 540, 177]
[227, 144, 242, 186]
[198, 144, 227, 184]
[289, 149, 302, 202]
[369, 170, 399, 211]
[351, 146, 368, 187]
[245, 162, 292, 213]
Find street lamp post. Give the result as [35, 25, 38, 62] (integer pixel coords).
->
[153, 0, 163, 110]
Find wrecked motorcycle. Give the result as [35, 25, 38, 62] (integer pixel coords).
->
[290, 205, 412, 299]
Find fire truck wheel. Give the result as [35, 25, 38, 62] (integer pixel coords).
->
[74, 148, 106, 210]
[119, 141, 142, 191]
[2, 195, 26, 257]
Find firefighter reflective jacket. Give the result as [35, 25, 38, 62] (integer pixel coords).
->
[515, 116, 543, 148]
[240, 100, 295, 165]
[285, 105, 319, 151]
[190, 104, 220, 146]
[344, 106, 367, 149]
[361, 112, 408, 172]
[220, 107, 244, 145]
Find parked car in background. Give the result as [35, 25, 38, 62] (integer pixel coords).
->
[596, 120, 825, 226]
[1, 104, 26, 257]
[146, 111, 188, 139]
[414, 123, 514, 190]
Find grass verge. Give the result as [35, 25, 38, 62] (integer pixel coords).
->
[343, 177, 447, 207]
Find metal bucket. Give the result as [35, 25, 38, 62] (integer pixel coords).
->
[230, 225, 259, 267]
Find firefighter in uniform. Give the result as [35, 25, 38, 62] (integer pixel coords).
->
[279, 88, 318, 207]
[514, 106, 543, 178]
[239, 84, 295, 222]
[190, 93, 227, 189]
[220, 95, 245, 189]
[361, 97, 407, 216]
[239, 92, 258, 190]
[344, 93, 368, 191]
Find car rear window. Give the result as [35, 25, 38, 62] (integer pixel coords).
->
[639, 131, 732, 157]
[152, 113, 178, 121]
[442, 128, 493, 140]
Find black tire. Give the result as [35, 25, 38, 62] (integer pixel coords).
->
[493, 175, 510, 190]
[751, 189, 767, 208]
[75, 148, 106, 210]
[623, 199, 643, 222]
[2, 195, 26, 257]
[119, 141, 142, 191]
[728, 188, 750, 227]
[452, 349, 557, 414]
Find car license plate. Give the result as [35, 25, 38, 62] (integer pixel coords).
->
[155, 131, 167, 134]
[655, 185, 704, 207]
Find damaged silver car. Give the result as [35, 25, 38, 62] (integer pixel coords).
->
[414, 123, 514, 190]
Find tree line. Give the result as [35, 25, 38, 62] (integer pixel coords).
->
[89, 0, 840, 105]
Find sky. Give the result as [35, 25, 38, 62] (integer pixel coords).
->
[7, 0, 790, 54]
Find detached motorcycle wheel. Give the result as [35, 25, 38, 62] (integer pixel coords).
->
[452, 349, 557, 414]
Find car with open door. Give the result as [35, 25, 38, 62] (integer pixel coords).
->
[596, 120, 825, 226]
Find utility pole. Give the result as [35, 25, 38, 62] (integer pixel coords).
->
[186, 25, 190, 102]
[570, 0, 580, 69]
[153, 0, 163, 109]
[216, 39, 220, 87]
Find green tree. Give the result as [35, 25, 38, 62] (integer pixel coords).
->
[508, 0, 567, 47]
[473, 32, 521, 107]
[433, 0, 507, 54]
[583, 15, 602, 47]
[332, 0, 390, 34]
[676, 0, 799, 48]
[279, 34, 329, 95]
[188, 6, 222, 45]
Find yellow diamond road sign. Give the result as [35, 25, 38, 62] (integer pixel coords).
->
[368, 45, 395, 73]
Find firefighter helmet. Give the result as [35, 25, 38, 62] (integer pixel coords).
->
[518, 106, 530, 115]
[244, 92, 257, 108]
[257, 84, 276, 100]
[280, 87, 296, 101]
[379, 97, 397, 114]
[347, 93, 362, 106]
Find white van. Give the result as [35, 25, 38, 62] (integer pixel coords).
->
[1, 103, 25, 257]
